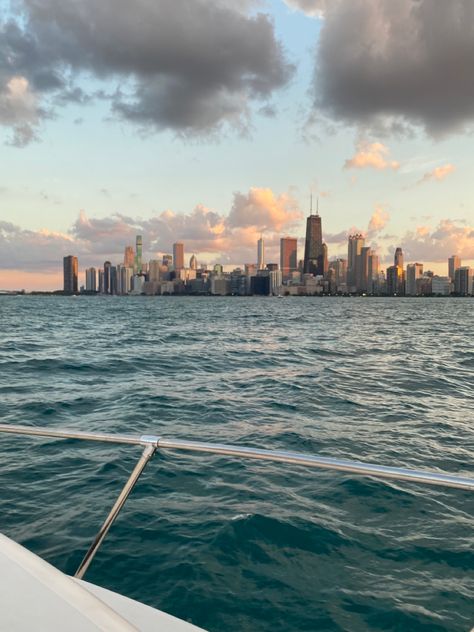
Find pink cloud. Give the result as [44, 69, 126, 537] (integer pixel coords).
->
[344, 141, 400, 171]
[416, 163, 455, 185]
[400, 219, 474, 262]
[0, 188, 302, 285]
[367, 205, 390, 236]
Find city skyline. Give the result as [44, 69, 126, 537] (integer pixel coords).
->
[57, 207, 472, 297]
[1, 203, 472, 292]
[1, 1, 474, 289]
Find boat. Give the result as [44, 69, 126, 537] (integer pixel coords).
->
[0, 423, 472, 630]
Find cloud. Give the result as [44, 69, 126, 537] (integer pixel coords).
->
[227, 187, 302, 231]
[367, 205, 390, 235]
[284, 0, 327, 17]
[344, 141, 399, 171]
[0, 0, 294, 144]
[416, 163, 455, 185]
[0, 75, 41, 146]
[400, 219, 474, 262]
[310, 0, 474, 137]
[0, 188, 301, 272]
[324, 204, 390, 246]
[0, 220, 74, 271]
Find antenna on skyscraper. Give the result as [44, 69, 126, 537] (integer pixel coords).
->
[316, 196, 319, 216]
[310, 192, 313, 215]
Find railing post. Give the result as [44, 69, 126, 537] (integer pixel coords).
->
[75, 443, 156, 579]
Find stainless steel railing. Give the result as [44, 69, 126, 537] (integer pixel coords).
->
[0, 423, 472, 578]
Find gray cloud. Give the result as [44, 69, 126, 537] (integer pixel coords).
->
[0, 0, 294, 144]
[311, 0, 474, 137]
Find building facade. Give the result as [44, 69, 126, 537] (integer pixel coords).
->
[173, 242, 184, 270]
[63, 255, 78, 294]
[280, 237, 297, 281]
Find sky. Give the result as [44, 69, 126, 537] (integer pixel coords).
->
[1, 0, 473, 290]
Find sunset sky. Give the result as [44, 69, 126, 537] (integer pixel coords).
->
[1, 0, 474, 289]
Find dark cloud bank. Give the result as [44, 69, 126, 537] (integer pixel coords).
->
[3, 1, 474, 144]
[310, 0, 474, 136]
[0, 0, 294, 143]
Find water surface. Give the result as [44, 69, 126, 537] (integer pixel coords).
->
[0, 296, 473, 631]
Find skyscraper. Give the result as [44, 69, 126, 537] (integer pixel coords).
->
[280, 237, 297, 281]
[173, 242, 184, 270]
[357, 246, 372, 292]
[406, 263, 423, 295]
[190, 254, 198, 270]
[334, 258, 348, 288]
[347, 234, 365, 289]
[448, 255, 461, 281]
[386, 265, 404, 295]
[135, 235, 143, 274]
[63, 256, 78, 294]
[103, 261, 111, 294]
[124, 246, 134, 268]
[367, 253, 379, 294]
[394, 247, 404, 269]
[85, 267, 97, 292]
[257, 237, 265, 270]
[149, 260, 161, 282]
[454, 267, 473, 295]
[303, 199, 324, 275]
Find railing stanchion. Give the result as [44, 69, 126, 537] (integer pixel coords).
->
[74, 443, 156, 580]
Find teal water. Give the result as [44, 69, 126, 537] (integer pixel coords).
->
[0, 296, 472, 631]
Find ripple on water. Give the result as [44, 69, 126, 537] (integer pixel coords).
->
[0, 295, 473, 632]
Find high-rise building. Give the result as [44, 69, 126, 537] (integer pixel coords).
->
[124, 246, 134, 268]
[394, 247, 404, 269]
[280, 237, 297, 281]
[406, 263, 423, 295]
[303, 200, 324, 275]
[386, 265, 404, 295]
[121, 266, 134, 294]
[173, 242, 184, 270]
[367, 253, 379, 294]
[109, 265, 117, 295]
[135, 235, 143, 274]
[149, 260, 161, 282]
[190, 254, 198, 270]
[162, 254, 173, 267]
[116, 264, 123, 294]
[85, 267, 96, 292]
[103, 261, 111, 294]
[257, 237, 265, 270]
[63, 256, 78, 294]
[347, 234, 365, 289]
[333, 258, 348, 288]
[454, 267, 473, 295]
[98, 270, 104, 294]
[432, 276, 452, 296]
[448, 255, 461, 281]
[269, 270, 282, 295]
[357, 246, 372, 292]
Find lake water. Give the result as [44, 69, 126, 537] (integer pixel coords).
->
[0, 296, 472, 631]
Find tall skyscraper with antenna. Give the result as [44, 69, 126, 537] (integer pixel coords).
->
[303, 196, 325, 275]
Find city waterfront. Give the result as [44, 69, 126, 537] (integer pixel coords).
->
[0, 296, 472, 631]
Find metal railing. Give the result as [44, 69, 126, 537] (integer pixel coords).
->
[0, 423, 472, 579]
